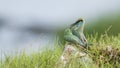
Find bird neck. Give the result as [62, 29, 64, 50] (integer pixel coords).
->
[77, 23, 85, 33]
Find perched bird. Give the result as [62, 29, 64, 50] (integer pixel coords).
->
[64, 18, 87, 47]
[64, 28, 85, 47]
[70, 18, 88, 46]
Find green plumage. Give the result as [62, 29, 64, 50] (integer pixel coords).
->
[64, 18, 88, 47]
[64, 28, 85, 46]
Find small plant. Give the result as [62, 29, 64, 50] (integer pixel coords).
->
[0, 34, 120, 68]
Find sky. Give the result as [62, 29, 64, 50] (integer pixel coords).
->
[0, 0, 120, 28]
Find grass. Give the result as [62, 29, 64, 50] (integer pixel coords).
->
[85, 12, 120, 36]
[0, 34, 120, 68]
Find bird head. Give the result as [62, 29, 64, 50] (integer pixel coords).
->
[70, 18, 85, 32]
[76, 18, 85, 28]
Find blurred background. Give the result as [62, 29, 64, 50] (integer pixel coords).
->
[0, 0, 120, 57]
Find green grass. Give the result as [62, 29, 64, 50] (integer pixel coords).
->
[0, 34, 120, 68]
[85, 12, 120, 36]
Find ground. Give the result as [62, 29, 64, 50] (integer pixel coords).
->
[0, 34, 120, 68]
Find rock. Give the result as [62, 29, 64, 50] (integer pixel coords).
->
[55, 44, 94, 68]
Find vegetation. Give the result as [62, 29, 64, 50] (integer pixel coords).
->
[85, 12, 120, 36]
[0, 33, 120, 68]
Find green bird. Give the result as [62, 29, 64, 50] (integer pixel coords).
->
[64, 28, 85, 47]
[64, 18, 87, 47]
[71, 18, 88, 46]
